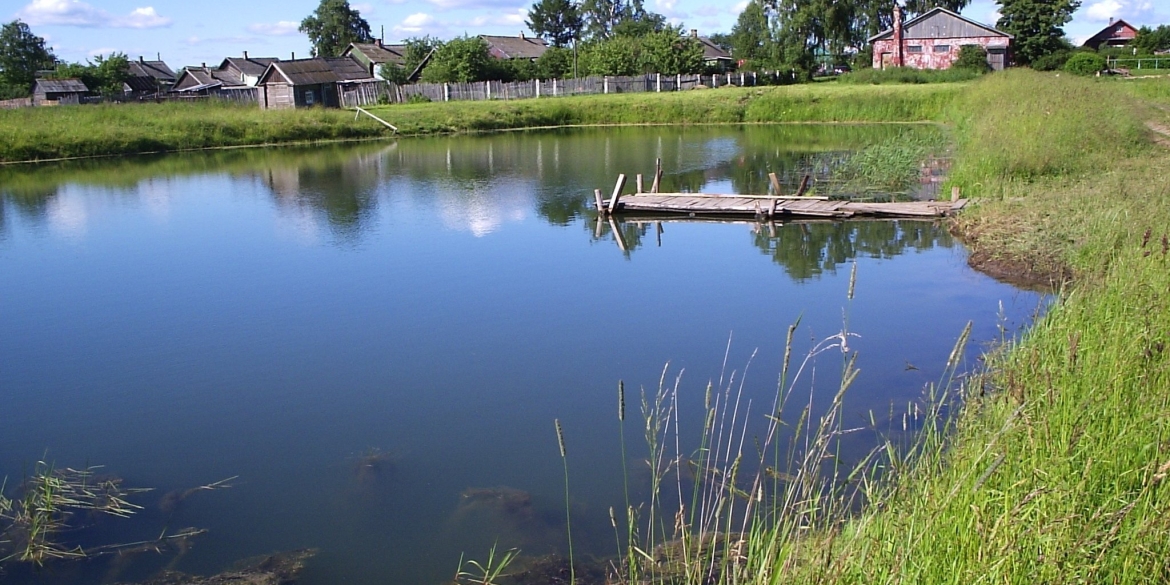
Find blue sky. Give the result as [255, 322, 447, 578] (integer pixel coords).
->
[6, 0, 1169, 70]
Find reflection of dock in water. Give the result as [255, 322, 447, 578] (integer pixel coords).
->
[593, 165, 967, 221]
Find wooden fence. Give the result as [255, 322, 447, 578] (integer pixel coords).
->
[0, 97, 32, 109]
[339, 71, 791, 108]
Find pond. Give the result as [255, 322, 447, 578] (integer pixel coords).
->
[0, 126, 1042, 585]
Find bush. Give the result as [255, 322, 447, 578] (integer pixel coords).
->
[838, 66, 981, 85]
[954, 45, 991, 72]
[1064, 52, 1107, 76]
[406, 93, 431, 104]
[1031, 50, 1071, 71]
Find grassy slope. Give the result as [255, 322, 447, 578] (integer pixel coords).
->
[790, 71, 1170, 584]
[0, 83, 961, 163]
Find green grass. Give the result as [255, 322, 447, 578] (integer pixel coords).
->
[0, 100, 389, 162]
[838, 66, 985, 85]
[0, 83, 964, 163]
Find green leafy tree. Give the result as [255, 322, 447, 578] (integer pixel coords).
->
[731, 0, 775, 66]
[380, 35, 440, 83]
[581, 0, 625, 40]
[640, 30, 704, 74]
[299, 0, 373, 57]
[996, 0, 1080, 66]
[535, 46, 574, 78]
[0, 20, 56, 98]
[54, 53, 130, 97]
[527, 0, 584, 48]
[420, 36, 494, 82]
[1131, 25, 1170, 55]
[580, 36, 641, 74]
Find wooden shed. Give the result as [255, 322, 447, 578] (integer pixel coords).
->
[125, 57, 176, 96]
[342, 40, 409, 78]
[256, 57, 376, 109]
[33, 78, 89, 106]
[870, 6, 1011, 71]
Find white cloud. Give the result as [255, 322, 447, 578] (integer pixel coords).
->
[426, 0, 524, 10]
[1085, 0, 1123, 21]
[16, 0, 171, 28]
[988, 9, 1001, 24]
[467, 9, 526, 27]
[394, 12, 442, 34]
[353, 2, 376, 15]
[732, 1, 749, 14]
[87, 46, 118, 57]
[120, 6, 170, 29]
[247, 21, 301, 36]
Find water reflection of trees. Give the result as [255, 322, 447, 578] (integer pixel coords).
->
[594, 218, 952, 278]
[0, 124, 937, 245]
[754, 220, 953, 280]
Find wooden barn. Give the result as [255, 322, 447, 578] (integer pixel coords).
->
[256, 57, 376, 109]
[125, 57, 176, 96]
[33, 79, 88, 106]
[342, 40, 408, 78]
[1082, 18, 1139, 50]
[870, 6, 1011, 71]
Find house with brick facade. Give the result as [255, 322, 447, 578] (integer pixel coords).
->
[870, 6, 1011, 71]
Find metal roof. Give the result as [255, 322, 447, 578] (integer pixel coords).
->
[220, 56, 279, 77]
[868, 7, 1010, 43]
[127, 59, 176, 81]
[35, 78, 88, 93]
[479, 35, 548, 60]
[344, 43, 408, 66]
[697, 37, 732, 61]
[260, 57, 375, 86]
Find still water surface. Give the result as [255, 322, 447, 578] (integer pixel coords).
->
[0, 126, 1040, 584]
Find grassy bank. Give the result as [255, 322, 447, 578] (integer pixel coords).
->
[0, 83, 962, 163]
[780, 70, 1170, 583]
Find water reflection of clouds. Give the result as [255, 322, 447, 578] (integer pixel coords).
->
[435, 177, 532, 238]
[138, 178, 174, 223]
[46, 187, 89, 240]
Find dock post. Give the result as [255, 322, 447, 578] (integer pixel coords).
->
[951, 185, 961, 202]
[768, 198, 778, 219]
[594, 189, 606, 215]
[768, 172, 782, 196]
[636, 174, 644, 193]
[608, 174, 627, 213]
[796, 174, 811, 197]
[608, 217, 628, 252]
[651, 158, 662, 193]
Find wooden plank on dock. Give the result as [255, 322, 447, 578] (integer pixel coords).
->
[598, 191, 970, 221]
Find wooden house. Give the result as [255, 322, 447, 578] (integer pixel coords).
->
[479, 33, 548, 61]
[1082, 19, 1138, 50]
[869, 6, 1011, 71]
[32, 78, 88, 106]
[342, 40, 409, 79]
[173, 53, 278, 93]
[691, 30, 734, 71]
[125, 57, 176, 95]
[256, 56, 375, 109]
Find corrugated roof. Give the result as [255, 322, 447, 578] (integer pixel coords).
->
[221, 56, 279, 77]
[127, 59, 176, 81]
[174, 67, 248, 91]
[35, 79, 88, 93]
[262, 57, 374, 86]
[345, 43, 408, 66]
[868, 7, 1010, 42]
[480, 35, 548, 60]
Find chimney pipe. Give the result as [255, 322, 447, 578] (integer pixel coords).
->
[691, 29, 698, 38]
[893, 4, 904, 67]
[139, 55, 145, 63]
[244, 50, 249, 59]
[520, 31, 525, 40]
[292, 51, 295, 60]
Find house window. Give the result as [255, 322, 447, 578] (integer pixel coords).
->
[304, 90, 314, 105]
[933, 45, 951, 53]
[907, 45, 923, 53]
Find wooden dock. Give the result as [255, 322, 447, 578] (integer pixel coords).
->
[593, 165, 967, 221]
[598, 193, 967, 219]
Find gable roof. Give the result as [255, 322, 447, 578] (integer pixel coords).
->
[127, 59, 176, 81]
[868, 7, 1010, 43]
[258, 56, 375, 86]
[479, 34, 548, 60]
[343, 42, 409, 66]
[697, 36, 732, 61]
[220, 56, 279, 78]
[173, 67, 247, 92]
[35, 78, 88, 93]
[1082, 19, 1138, 47]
